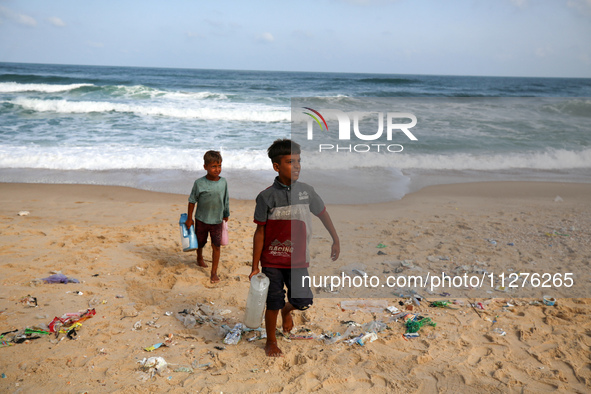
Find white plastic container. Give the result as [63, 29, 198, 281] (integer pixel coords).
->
[244, 273, 270, 329]
[179, 213, 198, 252]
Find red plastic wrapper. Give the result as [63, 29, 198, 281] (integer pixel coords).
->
[48, 308, 96, 333]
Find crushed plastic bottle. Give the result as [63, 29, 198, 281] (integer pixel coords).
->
[223, 323, 243, 345]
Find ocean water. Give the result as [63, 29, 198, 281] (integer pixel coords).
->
[1, 62, 590, 203]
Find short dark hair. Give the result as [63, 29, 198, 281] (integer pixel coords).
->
[204, 150, 222, 165]
[267, 139, 301, 164]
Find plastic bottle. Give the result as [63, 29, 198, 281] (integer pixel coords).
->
[223, 323, 244, 345]
[179, 213, 198, 252]
[244, 273, 270, 329]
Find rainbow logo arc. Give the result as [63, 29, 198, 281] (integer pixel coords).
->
[303, 107, 328, 132]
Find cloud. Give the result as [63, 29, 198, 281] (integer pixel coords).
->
[47, 16, 65, 27]
[0, 5, 37, 26]
[257, 32, 274, 43]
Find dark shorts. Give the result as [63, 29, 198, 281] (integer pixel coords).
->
[195, 220, 223, 247]
[262, 267, 313, 311]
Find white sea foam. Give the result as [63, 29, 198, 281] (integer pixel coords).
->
[0, 146, 272, 171]
[9, 97, 290, 122]
[304, 148, 591, 171]
[0, 82, 94, 93]
[1, 145, 590, 172]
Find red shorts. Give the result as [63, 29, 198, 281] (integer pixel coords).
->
[195, 220, 223, 247]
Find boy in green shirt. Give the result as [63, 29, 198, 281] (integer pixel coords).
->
[185, 150, 230, 283]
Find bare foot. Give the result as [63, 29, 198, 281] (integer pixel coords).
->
[210, 273, 220, 283]
[197, 258, 208, 268]
[265, 340, 283, 357]
[281, 308, 294, 334]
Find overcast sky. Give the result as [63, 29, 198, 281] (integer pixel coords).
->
[1, 0, 590, 77]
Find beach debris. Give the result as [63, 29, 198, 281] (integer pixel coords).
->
[144, 343, 164, 352]
[363, 320, 387, 333]
[542, 296, 556, 306]
[401, 260, 414, 268]
[429, 301, 456, 309]
[41, 273, 80, 284]
[1, 373, 6, 378]
[48, 308, 96, 335]
[386, 306, 400, 314]
[403, 332, 420, 338]
[8, 326, 51, 344]
[191, 361, 212, 370]
[487, 239, 497, 246]
[405, 315, 436, 334]
[340, 299, 388, 313]
[174, 367, 194, 373]
[176, 314, 197, 329]
[554, 195, 563, 202]
[223, 323, 243, 345]
[164, 311, 173, 316]
[214, 346, 225, 351]
[17, 211, 30, 216]
[492, 328, 506, 336]
[144, 335, 175, 352]
[175, 303, 226, 327]
[20, 295, 38, 307]
[376, 243, 387, 248]
[324, 325, 357, 345]
[138, 357, 168, 377]
[132, 320, 142, 331]
[377, 250, 387, 255]
[247, 330, 268, 342]
[348, 332, 378, 346]
[116, 294, 124, 298]
[352, 268, 367, 277]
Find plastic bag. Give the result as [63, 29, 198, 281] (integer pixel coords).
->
[220, 221, 229, 246]
[42, 273, 79, 284]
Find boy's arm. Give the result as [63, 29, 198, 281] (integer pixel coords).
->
[317, 210, 340, 261]
[187, 180, 199, 228]
[186, 202, 195, 229]
[249, 224, 265, 279]
[223, 180, 230, 221]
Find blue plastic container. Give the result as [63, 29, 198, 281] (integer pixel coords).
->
[179, 213, 198, 252]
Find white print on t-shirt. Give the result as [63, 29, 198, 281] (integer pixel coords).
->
[268, 239, 293, 257]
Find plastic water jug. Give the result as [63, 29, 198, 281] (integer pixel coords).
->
[244, 273, 270, 329]
[179, 213, 198, 252]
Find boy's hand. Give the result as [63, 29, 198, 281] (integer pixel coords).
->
[331, 242, 340, 261]
[223, 217, 228, 222]
[249, 268, 260, 280]
[185, 217, 194, 229]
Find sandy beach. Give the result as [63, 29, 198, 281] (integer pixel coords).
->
[1, 181, 590, 393]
